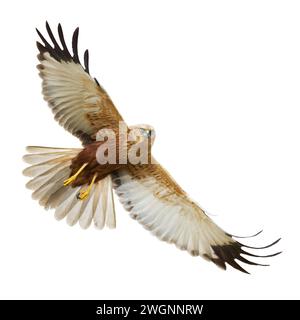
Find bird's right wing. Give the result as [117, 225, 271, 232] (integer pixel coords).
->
[36, 22, 124, 145]
[112, 160, 281, 273]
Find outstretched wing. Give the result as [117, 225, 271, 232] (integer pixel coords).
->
[112, 161, 281, 273]
[36, 22, 123, 145]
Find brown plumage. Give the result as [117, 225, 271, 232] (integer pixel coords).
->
[69, 142, 120, 186]
[23, 22, 281, 273]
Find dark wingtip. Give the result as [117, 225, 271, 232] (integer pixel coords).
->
[72, 27, 80, 64]
[237, 255, 269, 267]
[212, 244, 251, 274]
[239, 237, 281, 250]
[84, 49, 90, 74]
[57, 23, 72, 60]
[231, 260, 250, 274]
[36, 28, 45, 42]
[36, 41, 44, 49]
[39, 23, 93, 77]
[241, 249, 282, 258]
[229, 229, 264, 239]
[210, 232, 281, 274]
[208, 255, 226, 271]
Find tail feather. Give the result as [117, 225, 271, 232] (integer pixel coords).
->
[54, 188, 79, 220]
[23, 146, 116, 229]
[47, 184, 75, 209]
[26, 146, 81, 153]
[34, 171, 70, 206]
[79, 185, 97, 229]
[23, 152, 77, 165]
[66, 196, 88, 226]
[93, 176, 116, 229]
[25, 162, 68, 190]
[105, 176, 116, 229]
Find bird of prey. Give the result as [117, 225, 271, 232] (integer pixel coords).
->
[23, 22, 280, 273]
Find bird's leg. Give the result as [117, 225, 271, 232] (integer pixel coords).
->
[77, 173, 98, 200]
[63, 163, 88, 186]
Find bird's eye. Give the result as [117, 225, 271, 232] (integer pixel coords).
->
[141, 130, 149, 138]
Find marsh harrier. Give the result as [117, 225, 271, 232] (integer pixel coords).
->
[23, 23, 280, 273]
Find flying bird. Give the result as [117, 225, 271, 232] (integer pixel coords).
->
[23, 22, 280, 273]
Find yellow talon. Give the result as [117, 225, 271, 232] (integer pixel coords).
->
[77, 189, 90, 200]
[63, 163, 88, 186]
[77, 173, 98, 200]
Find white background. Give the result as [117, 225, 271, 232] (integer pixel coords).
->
[0, 0, 298, 299]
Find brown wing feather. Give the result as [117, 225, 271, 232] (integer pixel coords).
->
[36, 22, 124, 145]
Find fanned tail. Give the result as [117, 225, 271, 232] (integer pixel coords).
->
[23, 146, 116, 229]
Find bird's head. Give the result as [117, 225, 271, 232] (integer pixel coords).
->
[129, 124, 156, 145]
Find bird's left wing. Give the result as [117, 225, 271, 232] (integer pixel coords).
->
[36, 22, 124, 145]
[112, 160, 280, 273]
